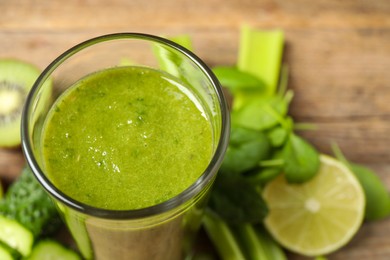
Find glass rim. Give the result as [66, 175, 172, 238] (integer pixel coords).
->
[21, 32, 230, 220]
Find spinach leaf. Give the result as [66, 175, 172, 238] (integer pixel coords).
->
[232, 95, 288, 131]
[267, 126, 288, 147]
[209, 177, 268, 224]
[220, 127, 271, 175]
[281, 133, 320, 183]
[246, 166, 283, 186]
[212, 66, 266, 94]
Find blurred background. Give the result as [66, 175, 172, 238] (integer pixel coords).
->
[1, 0, 389, 258]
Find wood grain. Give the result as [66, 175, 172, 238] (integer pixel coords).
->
[0, 0, 389, 258]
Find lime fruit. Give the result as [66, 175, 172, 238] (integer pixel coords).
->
[263, 154, 365, 256]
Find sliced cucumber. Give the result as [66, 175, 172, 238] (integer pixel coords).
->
[0, 241, 22, 260]
[25, 240, 81, 260]
[0, 243, 13, 260]
[0, 215, 33, 257]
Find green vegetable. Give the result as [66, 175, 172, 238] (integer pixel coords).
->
[232, 94, 289, 131]
[231, 224, 286, 260]
[212, 66, 266, 94]
[220, 127, 271, 175]
[203, 211, 287, 260]
[232, 224, 268, 259]
[0, 241, 22, 260]
[203, 210, 246, 260]
[246, 165, 283, 186]
[168, 27, 388, 259]
[332, 143, 390, 221]
[238, 26, 284, 95]
[202, 26, 314, 259]
[202, 26, 290, 260]
[209, 177, 268, 224]
[0, 243, 13, 260]
[169, 34, 194, 51]
[254, 226, 286, 260]
[0, 215, 33, 257]
[25, 240, 81, 260]
[280, 133, 320, 183]
[0, 167, 62, 238]
[155, 34, 194, 80]
[267, 126, 288, 148]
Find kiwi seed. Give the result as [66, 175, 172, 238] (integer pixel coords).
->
[0, 59, 51, 147]
[0, 80, 27, 127]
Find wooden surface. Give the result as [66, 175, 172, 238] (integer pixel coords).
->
[1, 0, 390, 259]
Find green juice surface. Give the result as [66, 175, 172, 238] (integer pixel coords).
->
[42, 66, 213, 210]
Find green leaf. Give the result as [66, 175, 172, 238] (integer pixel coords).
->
[212, 66, 266, 94]
[238, 26, 284, 97]
[247, 166, 283, 186]
[210, 177, 268, 224]
[220, 127, 271, 174]
[267, 126, 289, 147]
[232, 95, 288, 131]
[281, 133, 320, 183]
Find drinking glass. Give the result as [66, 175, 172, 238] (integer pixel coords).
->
[21, 33, 230, 259]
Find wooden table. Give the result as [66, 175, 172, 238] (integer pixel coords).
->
[1, 0, 389, 259]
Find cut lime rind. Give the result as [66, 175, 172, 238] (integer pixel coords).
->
[263, 155, 365, 256]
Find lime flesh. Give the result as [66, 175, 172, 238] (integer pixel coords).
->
[263, 155, 365, 256]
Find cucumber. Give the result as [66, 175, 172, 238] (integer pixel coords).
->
[25, 240, 81, 260]
[0, 241, 22, 260]
[0, 167, 62, 238]
[0, 244, 13, 260]
[0, 215, 33, 257]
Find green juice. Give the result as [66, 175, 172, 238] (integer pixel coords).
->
[42, 66, 213, 210]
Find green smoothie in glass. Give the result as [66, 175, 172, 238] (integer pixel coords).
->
[22, 33, 229, 260]
[42, 66, 213, 211]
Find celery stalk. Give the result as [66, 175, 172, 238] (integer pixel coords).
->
[231, 224, 287, 260]
[202, 211, 246, 260]
[169, 35, 194, 51]
[238, 26, 284, 96]
[232, 224, 269, 260]
[255, 226, 287, 260]
[153, 34, 193, 78]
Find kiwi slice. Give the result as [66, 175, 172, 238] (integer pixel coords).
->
[0, 59, 44, 147]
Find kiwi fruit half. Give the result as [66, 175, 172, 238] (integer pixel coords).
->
[0, 59, 45, 147]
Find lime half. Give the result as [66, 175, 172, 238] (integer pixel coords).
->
[263, 155, 365, 256]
